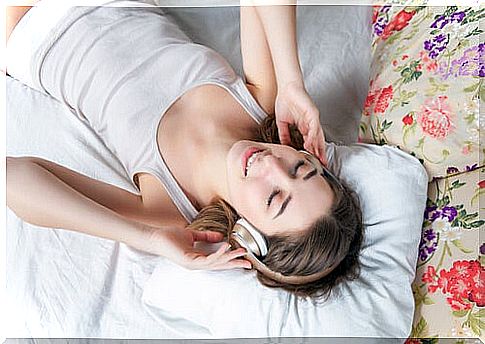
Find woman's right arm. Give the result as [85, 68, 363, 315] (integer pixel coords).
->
[6, 156, 152, 251]
[6, 157, 250, 269]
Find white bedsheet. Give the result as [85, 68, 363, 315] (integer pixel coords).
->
[6, 4, 372, 338]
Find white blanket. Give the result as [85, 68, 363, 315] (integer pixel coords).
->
[6, 4, 373, 338]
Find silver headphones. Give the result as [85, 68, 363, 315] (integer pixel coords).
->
[228, 150, 344, 285]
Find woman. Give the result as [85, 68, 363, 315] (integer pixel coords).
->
[6, 0, 364, 299]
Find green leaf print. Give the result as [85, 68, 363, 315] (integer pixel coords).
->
[381, 119, 393, 131]
[464, 27, 484, 38]
[402, 121, 416, 146]
[469, 315, 481, 336]
[470, 220, 485, 228]
[426, 77, 449, 97]
[412, 316, 428, 337]
[463, 81, 480, 93]
[449, 180, 466, 191]
[480, 255, 485, 267]
[461, 211, 478, 222]
[450, 239, 474, 254]
[453, 310, 469, 318]
[423, 295, 435, 305]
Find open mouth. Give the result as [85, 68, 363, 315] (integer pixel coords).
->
[242, 147, 265, 176]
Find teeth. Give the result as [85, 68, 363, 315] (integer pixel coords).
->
[245, 150, 262, 176]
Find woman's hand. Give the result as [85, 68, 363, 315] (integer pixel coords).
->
[275, 81, 327, 165]
[144, 226, 252, 271]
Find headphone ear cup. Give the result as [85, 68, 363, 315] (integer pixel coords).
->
[230, 221, 263, 257]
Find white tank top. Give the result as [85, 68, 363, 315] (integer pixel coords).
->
[7, 1, 269, 223]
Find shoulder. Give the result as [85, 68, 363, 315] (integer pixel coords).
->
[137, 172, 189, 228]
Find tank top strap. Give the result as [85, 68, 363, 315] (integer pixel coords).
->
[227, 76, 269, 125]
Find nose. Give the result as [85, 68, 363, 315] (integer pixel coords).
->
[262, 154, 292, 182]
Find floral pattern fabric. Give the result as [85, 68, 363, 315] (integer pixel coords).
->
[409, 166, 484, 342]
[361, 5, 484, 342]
[360, 5, 483, 181]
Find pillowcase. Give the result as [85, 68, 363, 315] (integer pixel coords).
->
[142, 141, 429, 338]
[359, 6, 483, 181]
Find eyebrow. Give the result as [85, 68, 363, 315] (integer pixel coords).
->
[272, 163, 318, 219]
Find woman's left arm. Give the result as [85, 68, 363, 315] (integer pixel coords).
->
[251, 1, 327, 164]
[240, 2, 278, 115]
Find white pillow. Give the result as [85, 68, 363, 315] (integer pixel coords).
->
[142, 141, 429, 338]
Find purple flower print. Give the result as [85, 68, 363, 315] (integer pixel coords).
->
[425, 205, 457, 223]
[373, 6, 391, 37]
[443, 44, 485, 79]
[441, 206, 458, 222]
[447, 166, 460, 174]
[424, 228, 437, 241]
[431, 15, 449, 29]
[480, 243, 485, 255]
[419, 228, 439, 262]
[374, 17, 387, 36]
[425, 205, 441, 221]
[424, 34, 450, 59]
[381, 5, 391, 13]
[434, 34, 447, 44]
[430, 10, 465, 29]
[466, 163, 478, 172]
[479, 43, 485, 77]
[450, 11, 466, 23]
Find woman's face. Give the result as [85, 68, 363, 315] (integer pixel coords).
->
[225, 140, 335, 236]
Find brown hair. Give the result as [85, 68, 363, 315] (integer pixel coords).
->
[186, 116, 365, 300]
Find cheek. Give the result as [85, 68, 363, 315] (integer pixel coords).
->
[228, 181, 266, 220]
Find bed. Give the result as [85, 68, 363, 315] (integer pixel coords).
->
[5, 1, 482, 342]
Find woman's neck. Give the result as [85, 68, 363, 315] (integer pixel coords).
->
[191, 118, 258, 207]
[157, 83, 261, 210]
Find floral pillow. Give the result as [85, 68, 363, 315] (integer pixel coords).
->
[359, 6, 483, 181]
[410, 165, 484, 339]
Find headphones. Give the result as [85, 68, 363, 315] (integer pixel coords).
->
[228, 150, 344, 285]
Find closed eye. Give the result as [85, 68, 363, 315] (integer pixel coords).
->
[266, 160, 309, 208]
[269, 158, 319, 219]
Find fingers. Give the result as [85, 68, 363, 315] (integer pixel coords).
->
[276, 120, 292, 146]
[191, 230, 224, 243]
[303, 118, 328, 166]
[185, 245, 253, 271]
[315, 127, 328, 166]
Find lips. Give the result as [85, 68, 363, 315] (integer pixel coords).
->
[242, 147, 264, 176]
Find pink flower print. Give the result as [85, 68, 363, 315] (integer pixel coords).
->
[419, 50, 430, 63]
[426, 60, 438, 72]
[419, 50, 438, 72]
[402, 113, 414, 125]
[462, 145, 471, 155]
[363, 91, 377, 116]
[374, 85, 393, 113]
[447, 295, 472, 311]
[417, 95, 455, 139]
[422, 265, 437, 283]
